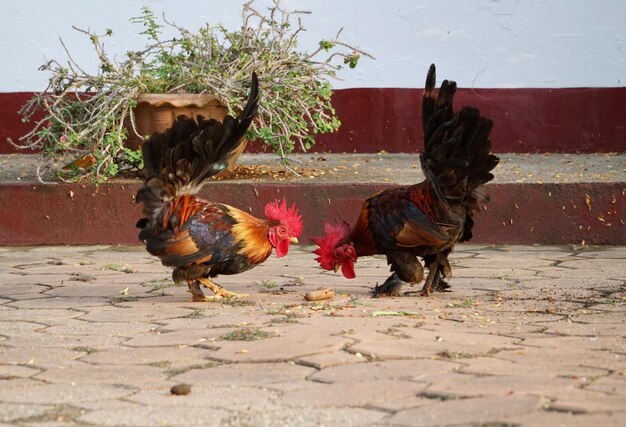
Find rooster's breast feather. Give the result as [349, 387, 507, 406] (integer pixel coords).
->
[364, 185, 450, 250]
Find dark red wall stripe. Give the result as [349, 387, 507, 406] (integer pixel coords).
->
[1, 182, 623, 245]
[2, 87, 625, 154]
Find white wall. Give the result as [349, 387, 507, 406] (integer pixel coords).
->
[1, 0, 624, 91]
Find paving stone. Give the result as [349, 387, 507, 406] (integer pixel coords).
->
[172, 361, 316, 386]
[568, 311, 626, 324]
[0, 346, 84, 366]
[547, 388, 626, 413]
[543, 321, 625, 337]
[503, 410, 626, 427]
[128, 384, 281, 411]
[0, 320, 47, 337]
[77, 304, 195, 322]
[460, 356, 609, 379]
[3, 332, 125, 349]
[78, 406, 232, 426]
[426, 372, 580, 398]
[123, 328, 225, 348]
[482, 346, 622, 378]
[310, 359, 460, 384]
[456, 256, 556, 269]
[387, 394, 545, 426]
[0, 364, 41, 378]
[0, 383, 133, 404]
[0, 308, 84, 322]
[43, 319, 157, 337]
[520, 334, 625, 354]
[35, 362, 170, 388]
[296, 351, 368, 369]
[280, 379, 425, 408]
[206, 324, 352, 363]
[348, 326, 520, 360]
[42, 282, 152, 298]
[0, 245, 624, 426]
[80, 346, 214, 369]
[0, 403, 53, 423]
[223, 407, 388, 427]
[0, 283, 51, 296]
[585, 375, 626, 395]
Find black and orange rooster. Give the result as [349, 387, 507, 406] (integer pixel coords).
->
[136, 73, 303, 301]
[312, 64, 499, 297]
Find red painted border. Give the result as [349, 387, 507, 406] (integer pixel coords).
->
[1, 182, 623, 245]
[2, 87, 625, 155]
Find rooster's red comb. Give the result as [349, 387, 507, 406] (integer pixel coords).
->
[311, 220, 351, 270]
[264, 198, 303, 237]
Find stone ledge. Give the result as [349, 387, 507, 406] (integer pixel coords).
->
[1, 153, 623, 245]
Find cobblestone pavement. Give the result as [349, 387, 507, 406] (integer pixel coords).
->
[0, 244, 624, 426]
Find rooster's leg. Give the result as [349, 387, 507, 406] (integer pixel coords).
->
[198, 277, 249, 299]
[187, 280, 213, 302]
[431, 254, 452, 293]
[420, 259, 439, 296]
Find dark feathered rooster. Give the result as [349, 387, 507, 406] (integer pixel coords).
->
[312, 64, 499, 297]
[136, 73, 303, 301]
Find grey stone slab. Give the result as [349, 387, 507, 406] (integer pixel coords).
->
[78, 406, 232, 426]
[127, 384, 280, 411]
[460, 356, 609, 379]
[280, 379, 426, 408]
[503, 410, 626, 427]
[44, 319, 157, 337]
[35, 362, 170, 388]
[77, 304, 195, 322]
[295, 351, 368, 369]
[206, 324, 352, 363]
[425, 372, 580, 398]
[547, 388, 626, 413]
[310, 359, 460, 384]
[1, 346, 84, 366]
[0, 308, 84, 322]
[0, 283, 51, 296]
[0, 244, 624, 425]
[80, 346, 214, 368]
[172, 361, 316, 386]
[4, 332, 125, 349]
[585, 375, 626, 395]
[7, 296, 109, 309]
[0, 403, 53, 423]
[0, 364, 41, 378]
[388, 394, 545, 426]
[123, 328, 225, 348]
[348, 326, 520, 360]
[0, 383, 133, 404]
[223, 407, 388, 427]
[0, 320, 47, 336]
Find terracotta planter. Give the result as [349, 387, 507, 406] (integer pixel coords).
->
[125, 94, 247, 174]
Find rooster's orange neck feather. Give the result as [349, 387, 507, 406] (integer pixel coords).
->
[223, 204, 273, 264]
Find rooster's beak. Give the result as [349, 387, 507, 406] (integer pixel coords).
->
[289, 237, 299, 244]
[333, 263, 340, 273]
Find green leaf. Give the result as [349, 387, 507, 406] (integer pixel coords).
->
[371, 311, 420, 317]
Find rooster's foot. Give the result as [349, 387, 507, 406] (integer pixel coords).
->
[372, 273, 404, 298]
[198, 278, 249, 299]
[191, 294, 224, 302]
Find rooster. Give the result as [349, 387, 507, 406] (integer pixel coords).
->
[312, 64, 499, 297]
[136, 73, 303, 301]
